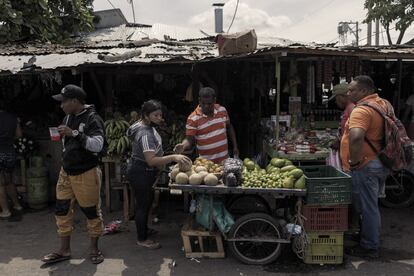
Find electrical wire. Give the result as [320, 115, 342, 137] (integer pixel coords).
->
[227, 0, 240, 33]
[284, 0, 339, 32]
[106, 0, 117, 10]
[358, 26, 396, 43]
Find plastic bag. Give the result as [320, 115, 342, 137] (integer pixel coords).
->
[195, 195, 235, 233]
[326, 149, 342, 171]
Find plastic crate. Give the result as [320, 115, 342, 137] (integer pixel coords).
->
[303, 205, 348, 231]
[301, 165, 352, 205]
[304, 232, 344, 264]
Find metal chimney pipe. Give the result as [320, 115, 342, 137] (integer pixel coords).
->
[213, 3, 225, 33]
[367, 21, 372, 46]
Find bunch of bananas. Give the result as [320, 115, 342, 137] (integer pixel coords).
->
[105, 119, 131, 156]
[167, 122, 186, 151]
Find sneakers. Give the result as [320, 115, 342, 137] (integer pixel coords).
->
[345, 245, 379, 259]
[0, 210, 12, 219]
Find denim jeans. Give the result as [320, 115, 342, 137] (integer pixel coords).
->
[127, 164, 157, 241]
[350, 158, 389, 250]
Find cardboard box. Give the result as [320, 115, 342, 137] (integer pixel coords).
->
[216, 30, 257, 56]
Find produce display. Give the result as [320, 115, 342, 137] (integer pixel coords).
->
[170, 157, 223, 186]
[223, 158, 243, 187]
[104, 118, 131, 156]
[242, 158, 305, 190]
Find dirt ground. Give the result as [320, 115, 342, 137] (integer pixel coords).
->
[1, 197, 414, 276]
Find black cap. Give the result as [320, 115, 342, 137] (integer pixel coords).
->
[52, 84, 86, 101]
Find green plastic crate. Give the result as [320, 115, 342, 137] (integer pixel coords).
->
[304, 232, 344, 264]
[301, 165, 352, 205]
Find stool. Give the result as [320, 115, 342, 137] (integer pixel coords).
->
[181, 219, 225, 258]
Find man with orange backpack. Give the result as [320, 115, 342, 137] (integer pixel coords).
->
[340, 75, 412, 259]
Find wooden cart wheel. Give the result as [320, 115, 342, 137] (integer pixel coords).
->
[228, 213, 284, 265]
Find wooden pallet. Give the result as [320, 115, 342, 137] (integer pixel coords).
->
[181, 220, 225, 259]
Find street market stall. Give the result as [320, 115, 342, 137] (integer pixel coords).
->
[165, 156, 352, 265]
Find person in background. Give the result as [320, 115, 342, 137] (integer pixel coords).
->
[174, 87, 239, 163]
[127, 100, 191, 249]
[340, 75, 390, 259]
[0, 99, 23, 219]
[329, 83, 355, 142]
[42, 84, 105, 264]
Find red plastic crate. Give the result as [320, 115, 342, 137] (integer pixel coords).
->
[303, 205, 348, 231]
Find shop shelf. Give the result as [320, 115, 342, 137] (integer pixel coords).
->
[301, 165, 352, 205]
[303, 205, 348, 231]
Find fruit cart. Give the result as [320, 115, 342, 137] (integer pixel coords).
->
[168, 183, 306, 265]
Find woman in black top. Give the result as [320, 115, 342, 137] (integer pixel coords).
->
[127, 100, 191, 249]
[0, 99, 23, 219]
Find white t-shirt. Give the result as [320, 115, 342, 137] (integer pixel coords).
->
[406, 95, 414, 122]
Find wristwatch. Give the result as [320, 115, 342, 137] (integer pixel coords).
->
[349, 159, 361, 168]
[72, 130, 79, 137]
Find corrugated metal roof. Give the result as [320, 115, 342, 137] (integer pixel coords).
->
[82, 23, 211, 45]
[2, 22, 414, 74]
[0, 42, 218, 74]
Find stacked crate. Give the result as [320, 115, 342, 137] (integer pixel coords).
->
[300, 165, 352, 265]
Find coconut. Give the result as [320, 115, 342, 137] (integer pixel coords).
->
[195, 166, 208, 173]
[175, 172, 189, 184]
[204, 173, 219, 186]
[170, 167, 180, 181]
[178, 158, 192, 172]
[189, 173, 203, 185]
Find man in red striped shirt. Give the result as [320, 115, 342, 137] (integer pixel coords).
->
[174, 87, 238, 164]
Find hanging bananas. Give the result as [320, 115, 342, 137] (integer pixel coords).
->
[105, 119, 131, 156]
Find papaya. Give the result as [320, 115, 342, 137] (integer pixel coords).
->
[284, 159, 293, 166]
[289, 168, 304, 179]
[294, 175, 306, 189]
[271, 158, 285, 168]
[280, 165, 296, 172]
[282, 176, 295, 189]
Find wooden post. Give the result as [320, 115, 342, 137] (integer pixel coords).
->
[275, 56, 281, 149]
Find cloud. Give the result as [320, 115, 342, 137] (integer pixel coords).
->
[189, 0, 291, 35]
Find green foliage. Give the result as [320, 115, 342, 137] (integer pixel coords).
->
[0, 0, 95, 43]
[364, 0, 414, 44]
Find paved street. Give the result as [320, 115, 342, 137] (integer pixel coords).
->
[1, 200, 414, 276]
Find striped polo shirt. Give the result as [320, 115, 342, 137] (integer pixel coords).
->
[186, 104, 229, 164]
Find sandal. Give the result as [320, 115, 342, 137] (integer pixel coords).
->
[136, 240, 161, 250]
[41, 252, 71, 264]
[89, 250, 104, 264]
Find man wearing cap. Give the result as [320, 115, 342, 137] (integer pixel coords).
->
[329, 82, 355, 141]
[42, 84, 105, 265]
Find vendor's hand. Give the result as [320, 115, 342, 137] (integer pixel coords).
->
[58, 125, 73, 137]
[174, 154, 191, 165]
[174, 143, 185, 154]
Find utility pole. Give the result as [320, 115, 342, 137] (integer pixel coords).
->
[129, 0, 136, 24]
[367, 21, 372, 46]
[338, 21, 360, 46]
[375, 19, 380, 46]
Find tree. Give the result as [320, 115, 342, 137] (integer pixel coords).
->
[364, 0, 414, 45]
[0, 0, 95, 43]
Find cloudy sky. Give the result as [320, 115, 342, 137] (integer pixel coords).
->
[93, 0, 414, 44]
